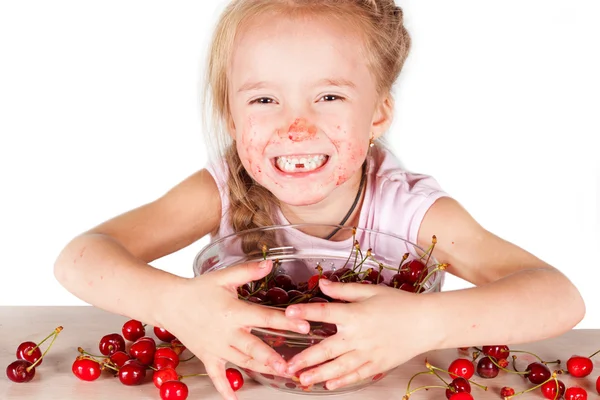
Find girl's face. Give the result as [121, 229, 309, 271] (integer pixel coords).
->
[228, 12, 391, 206]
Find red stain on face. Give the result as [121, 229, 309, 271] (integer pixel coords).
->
[287, 118, 317, 142]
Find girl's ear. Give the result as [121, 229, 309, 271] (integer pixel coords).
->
[227, 114, 237, 140]
[371, 94, 394, 140]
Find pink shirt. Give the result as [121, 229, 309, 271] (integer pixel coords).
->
[203, 145, 450, 283]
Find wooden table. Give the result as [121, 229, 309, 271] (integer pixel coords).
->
[1, 307, 599, 399]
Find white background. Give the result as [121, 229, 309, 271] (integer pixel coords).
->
[1, 1, 598, 327]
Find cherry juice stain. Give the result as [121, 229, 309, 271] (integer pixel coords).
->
[287, 118, 317, 142]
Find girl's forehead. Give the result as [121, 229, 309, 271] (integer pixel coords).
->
[230, 13, 372, 89]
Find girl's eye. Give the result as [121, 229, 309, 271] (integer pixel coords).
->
[250, 97, 275, 105]
[320, 95, 344, 102]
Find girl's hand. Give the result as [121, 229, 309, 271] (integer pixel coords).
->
[284, 279, 434, 391]
[160, 260, 310, 400]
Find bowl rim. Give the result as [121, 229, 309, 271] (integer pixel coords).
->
[193, 223, 445, 340]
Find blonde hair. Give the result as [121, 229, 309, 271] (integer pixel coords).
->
[202, 0, 411, 253]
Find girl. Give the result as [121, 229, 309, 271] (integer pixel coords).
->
[53, 1, 585, 399]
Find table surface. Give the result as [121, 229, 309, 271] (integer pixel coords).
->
[1, 306, 599, 399]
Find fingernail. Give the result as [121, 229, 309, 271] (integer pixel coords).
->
[259, 260, 269, 269]
[320, 279, 331, 286]
[302, 374, 313, 385]
[286, 306, 299, 317]
[297, 322, 308, 332]
[273, 361, 285, 374]
[286, 362, 296, 373]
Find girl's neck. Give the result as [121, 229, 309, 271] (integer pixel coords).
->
[278, 163, 366, 241]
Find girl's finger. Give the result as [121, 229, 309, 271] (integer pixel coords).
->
[242, 302, 310, 334]
[284, 302, 347, 324]
[204, 356, 238, 400]
[231, 330, 290, 375]
[325, 361, 380, 391]
[223, 344, 281, 376]
[285, 336, 348, 375]
[297, 351, 366, 387]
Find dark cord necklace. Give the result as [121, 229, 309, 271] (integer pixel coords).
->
[323, 161, 367, 240]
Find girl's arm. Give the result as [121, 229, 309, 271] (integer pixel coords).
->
[417, 196, 586, 348]
[53, 168, 222, 328]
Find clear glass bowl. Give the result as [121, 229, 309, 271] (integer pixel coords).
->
[193, 224, 445, 395]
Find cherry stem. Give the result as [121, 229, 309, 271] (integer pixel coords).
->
[179, 372, 208, 380]
[509, 349, 546, 363]
[101, 361, 119, 372]
[424, 235, 436, 267]
[180, 354, 196, 362]
[27, 327, 61, 355]
[26, 327, 63, 372]
[430, 368, 450, 386]
[78, 347, 104, 359]
[405, 370, 434, 393]
[404, 384, 449, 399]
[397, 252, 409, 272]
[588, 349, 600, 359]
[415, 264, 447, 293]
[487, 356, 528, 375]
[505, 373, 557, 399]
[426, 362, 488, 390]
[341, 230, 357, 270]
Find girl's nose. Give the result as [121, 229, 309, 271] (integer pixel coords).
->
[287, 117, 317, 142]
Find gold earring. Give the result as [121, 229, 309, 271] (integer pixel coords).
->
[369, 136, 375, 147]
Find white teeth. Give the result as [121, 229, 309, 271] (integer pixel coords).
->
[275, 154, 327, 173]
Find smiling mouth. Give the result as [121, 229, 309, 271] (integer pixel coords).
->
[274, 154, 329, 173]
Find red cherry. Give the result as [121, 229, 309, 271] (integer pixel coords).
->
[565, 386, 587, 400]
[6, 359, 36, 383]
[448, 358, 474, 380]
[226, 368, 244, 391]
[308, 274, 324, 290]
[160, 380, 189, 400]
[16, 341, 43, 366]
[99, 333, 126, 356]
[596, 375, 600, 395]
[526, 362, 551, 384]
[449, 393, 473, 400]
[482, 345, 510, 360]
[122, 319, 145, 342]
[154, 327, 177, 343]
[500, 387, 515, 397]
[155, 347, 180, 368]
[476, 356, 499, 379]
[399, 282, 418, 293]
[567, 355, 593, 378]
[541, 379, 566, 399]
[154, 367, 180, 389]
[266, 287, 289, 305]
[399, 259, 427, 284]
[129, 337, 156, 365]
[109, 351, 131, 368]
[445, 377, 471, 398]
[72, 357, 102, 381]
[118, 359, 147, 385]
[153, 356, 177, 370]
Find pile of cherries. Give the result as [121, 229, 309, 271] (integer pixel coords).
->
[5, 321, 244, 400]
[402, 344, 600, 399]
[238, 236, 445, 308]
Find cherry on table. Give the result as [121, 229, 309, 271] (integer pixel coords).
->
[525, 362, 551, 384]
[16, 341, 43, 366]
[476, 356, 499, 379]
[6, 359, 36, 383]
[445, 377, 471, 399]
[565, 386, 588, 400]
[155, 347, 180, 367]
[226, 368, 244, 391]
[109, 351, 131, 368]
[129, 337, 156, 365]
[541, 379, 566, 399]
[170, 339, 186, 355]
[72, 357, 102, 381]
[566, 355, 593, 377]
[154, 327, 177, 343]
[99, 333, 126, 356]
[448, 392, 473, 400]
[500, 387, 515, 397]
[122, 319, 145, 342]
[153, 356, 177, 370]
[118, 359, 147, 385]
[482, 345, 510, 360]
[448, 358, 475, 380]
[160, 380, 189, 400]
[153, 367, 180, 389]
